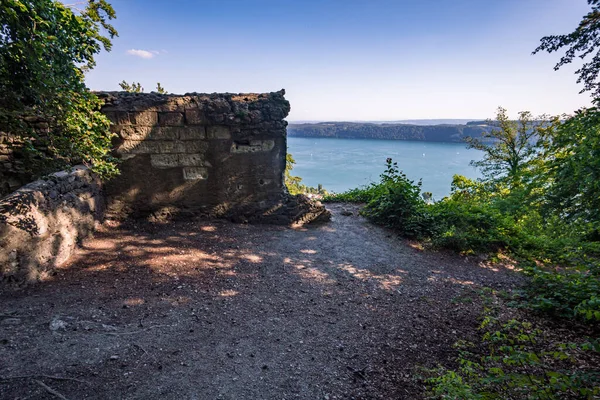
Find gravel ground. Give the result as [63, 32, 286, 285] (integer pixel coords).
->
[0, 204, 523, 399]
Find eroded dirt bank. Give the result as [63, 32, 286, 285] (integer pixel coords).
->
[0, 204, 522, 399]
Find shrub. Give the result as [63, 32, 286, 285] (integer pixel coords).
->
[515, 259, 600, 322]
[323, 185, 382, 203]
[336, 158, 431, 238]
[423, 306, 600, 399]
[329, 160, 600, 323]
[428, 198, 516, 254]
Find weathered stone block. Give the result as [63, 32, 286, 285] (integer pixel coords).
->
[153, 97, 188, 112]
[104, 111, 131, 125]
[152, 127, 181, 140]
[178, 153, 207, 167]
[113, 125, 144, 140]
[117, 140, 208, 154]
[117, 126, 203, 141]
[155, 141, 186, 154]
[207, 98, 231, 114]
[150, 154, 180, 169]
[178, 126, 206, 140]
[183, 167, 208, 180]
[207, 126, 231, 139]
[129, 111, 158, 126]
[181, 141, 209, 154]
[116, 140, 157, 154]
[159, 112, 185, 126]
[185, 109, 207, 125]
[230, 140, 275, 153]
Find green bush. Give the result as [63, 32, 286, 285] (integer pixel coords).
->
[515, 259, 600, 322]
[323, 185, 382, 203]
[423, 306, 600, 399]
[329, 157, 600, 323]
[326, 158, 431, 238]
[359, 158, 432, 239]
[428, 198, 516, 254]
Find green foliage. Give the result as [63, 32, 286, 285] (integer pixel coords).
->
[545, 104, 600, 233]
[428, 191, 515, 254]
[284, 153, 327, 196]
[533, 0, 600, 97]
[119, 80, 143, 93]
[323, 185, 382, 203]
[331, 103, 600, 323]
[515, 257, 600, 322]
[423, 308, 600, 399]
[326, 158, 432, 238]
[464, 107, 558, 183]
[156, 82, 167, 94]
[360, 158, 432, 239]
[323, 160, 412, 204]
[427, 170, 600, 321]
[118, 81, 168, 94]
[285, 153, 304, 195]
[0, 0, 119, 179]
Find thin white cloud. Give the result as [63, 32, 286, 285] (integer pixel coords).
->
[126, 49, 157, 59]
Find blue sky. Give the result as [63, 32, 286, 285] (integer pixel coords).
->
[86, 0, 593, 121]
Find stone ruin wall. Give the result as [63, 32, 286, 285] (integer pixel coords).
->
[0, 133, 21, 196]
[100, 90, 298, 222]
[0, 116, 53, 197]
[0, 90, 330, 282]
[0, 166, 104, 282]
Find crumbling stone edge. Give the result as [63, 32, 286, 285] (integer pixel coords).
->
[0, 166, 104, 283]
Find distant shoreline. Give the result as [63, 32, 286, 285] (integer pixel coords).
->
[287, 121, 494, 143]
[287, 135, 477, 145]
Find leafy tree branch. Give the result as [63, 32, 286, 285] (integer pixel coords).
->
[0, 0, 119, 178]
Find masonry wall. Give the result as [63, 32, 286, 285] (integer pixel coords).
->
[0, 116, 51, 196]
[0, 133, 21, 196]
[99, 90, 292, 221]
[0, 166, 104, 282]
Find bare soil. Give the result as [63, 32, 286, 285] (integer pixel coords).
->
[0, 204, 523, 399]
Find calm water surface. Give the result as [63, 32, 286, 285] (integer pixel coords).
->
[287, 137, 484, 200]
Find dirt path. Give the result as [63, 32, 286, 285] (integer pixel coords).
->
[0, 204, 522, 399]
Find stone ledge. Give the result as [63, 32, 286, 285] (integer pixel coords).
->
[98, 89, 290, 125]
[230, 194, 331, 226]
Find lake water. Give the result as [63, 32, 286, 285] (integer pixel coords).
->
[287, 137, 484, 200]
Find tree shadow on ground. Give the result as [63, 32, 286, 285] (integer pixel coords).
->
[0, 205, 523, 399]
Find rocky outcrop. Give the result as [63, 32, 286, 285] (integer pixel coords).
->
[0, 166, 104, 282]
[230, 194, 331, 225]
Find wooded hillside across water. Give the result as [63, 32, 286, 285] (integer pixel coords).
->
[287, 122, 495, 142]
